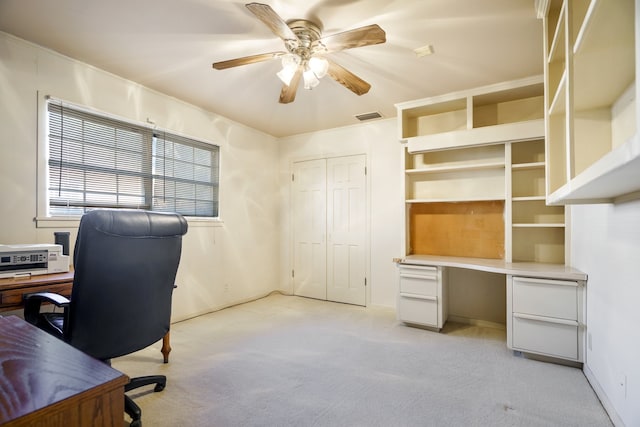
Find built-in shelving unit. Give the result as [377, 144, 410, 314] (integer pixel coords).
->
[541, 0, 640, 204]
[397, 76, 566, 264]
[396, 77, 583, 363]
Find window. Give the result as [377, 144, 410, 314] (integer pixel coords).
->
[47, 100, 219, 217]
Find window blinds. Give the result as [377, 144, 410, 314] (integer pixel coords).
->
[47, 100, 219, 217]
[152, 131, 219, 217]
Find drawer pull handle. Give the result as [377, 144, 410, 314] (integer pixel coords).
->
[514, 277, 580, 287]
[400, 273, 437, 280]
[400, 292, 437, 302]
[399, 265, 437, 272]
[513, 312, 578, 327]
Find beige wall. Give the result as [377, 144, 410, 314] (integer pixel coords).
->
[0, 32, 280, 322]
[572, 201, 640, 425]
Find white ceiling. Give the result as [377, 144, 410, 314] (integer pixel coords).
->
[0, 0, 543, 138]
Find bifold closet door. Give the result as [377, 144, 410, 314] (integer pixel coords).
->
[292, 155, 366, 306]
[326, 155, 366, 306]
[292, 159, 327, 300]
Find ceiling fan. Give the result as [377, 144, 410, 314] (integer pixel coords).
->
[212, 3, 386, 104]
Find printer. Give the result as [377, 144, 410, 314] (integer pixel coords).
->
[0, 244, 70, 279]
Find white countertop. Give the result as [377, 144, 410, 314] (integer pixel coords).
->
[400, 255, 587, 281]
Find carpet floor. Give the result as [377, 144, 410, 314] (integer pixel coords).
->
[113, 294, 612, 427]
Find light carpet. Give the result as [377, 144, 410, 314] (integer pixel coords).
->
[113, 294, 612, 427]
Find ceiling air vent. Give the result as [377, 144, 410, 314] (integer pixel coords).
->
[355, 111, 383, 122]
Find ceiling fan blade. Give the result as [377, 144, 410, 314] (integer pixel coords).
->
[326, 59, 371, 96]
[279, 66, 303, 104]
[316, 24, 386, 53]
[246, 3, 298, 42]
[212, 52, 285, 70]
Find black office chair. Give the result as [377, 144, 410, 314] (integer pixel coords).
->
[24, 209, 188, 427]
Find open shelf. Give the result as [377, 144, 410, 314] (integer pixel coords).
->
[406, 144, 505, 172]
[472, 86, 544, 128]
[512, 168, 546, 198]
[512, 199, 564, 225]
[543, 0, 639, 204]
[512, 138, 545, 164]
[400, 98, 467, 139]
[510, 138, 565, 263]
[406, 168, 506, 201]
[406, 161, 504, 174]
[512, 227, 565, 264]
[398, 76, 544, 149]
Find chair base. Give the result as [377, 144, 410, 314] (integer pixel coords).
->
[125, 375, 166, 427]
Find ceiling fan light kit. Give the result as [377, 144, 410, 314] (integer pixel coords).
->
[212, 2, 386, 104]
[276, 54, 328, 89]
[276, 53, 300, 86]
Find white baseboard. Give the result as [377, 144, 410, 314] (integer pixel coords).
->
[583, 364, 625, 427]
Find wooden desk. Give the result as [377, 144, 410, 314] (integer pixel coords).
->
[0, 271, 172, 363]
[0, 315, 129, 426]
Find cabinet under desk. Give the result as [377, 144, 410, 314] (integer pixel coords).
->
[397, 255, 587, 365]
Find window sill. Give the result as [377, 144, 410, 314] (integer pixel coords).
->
[36, 216, 224, 229]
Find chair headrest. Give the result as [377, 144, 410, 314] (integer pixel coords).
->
[80, 209, 188, 238]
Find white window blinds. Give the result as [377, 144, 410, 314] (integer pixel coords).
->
[152, 131, 219, 217]
[47, 100, 219, 217]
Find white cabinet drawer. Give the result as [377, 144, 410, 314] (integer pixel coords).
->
[399, 265, 438, 296]
[399, 274, 438, 296]
[512, 315, 578, 360]
[512, 277, 578, 320]
[398, 294, 438, 327]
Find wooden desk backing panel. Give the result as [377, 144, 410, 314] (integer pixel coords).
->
[409, 201, 505, 259]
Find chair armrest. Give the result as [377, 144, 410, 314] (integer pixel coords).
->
[24, 291, 70, 306]
[24, 292, 70, 325]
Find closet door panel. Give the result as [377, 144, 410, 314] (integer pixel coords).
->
[326, 155, 367, 306]
[292, 159, 327, 300]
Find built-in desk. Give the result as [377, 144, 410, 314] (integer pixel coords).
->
[0, 315, 129, 426]
[400, 255, 587, 281]
[397, 255, 587, 365]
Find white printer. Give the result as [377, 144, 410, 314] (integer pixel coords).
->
[0, 244, 70, 279]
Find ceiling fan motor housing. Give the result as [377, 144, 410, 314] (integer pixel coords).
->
[285, 19, 325, 59]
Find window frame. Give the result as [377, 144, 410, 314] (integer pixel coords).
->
[37, 96, 222, 227]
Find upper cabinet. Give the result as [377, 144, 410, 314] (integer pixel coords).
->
[540, 0, 640, 204]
